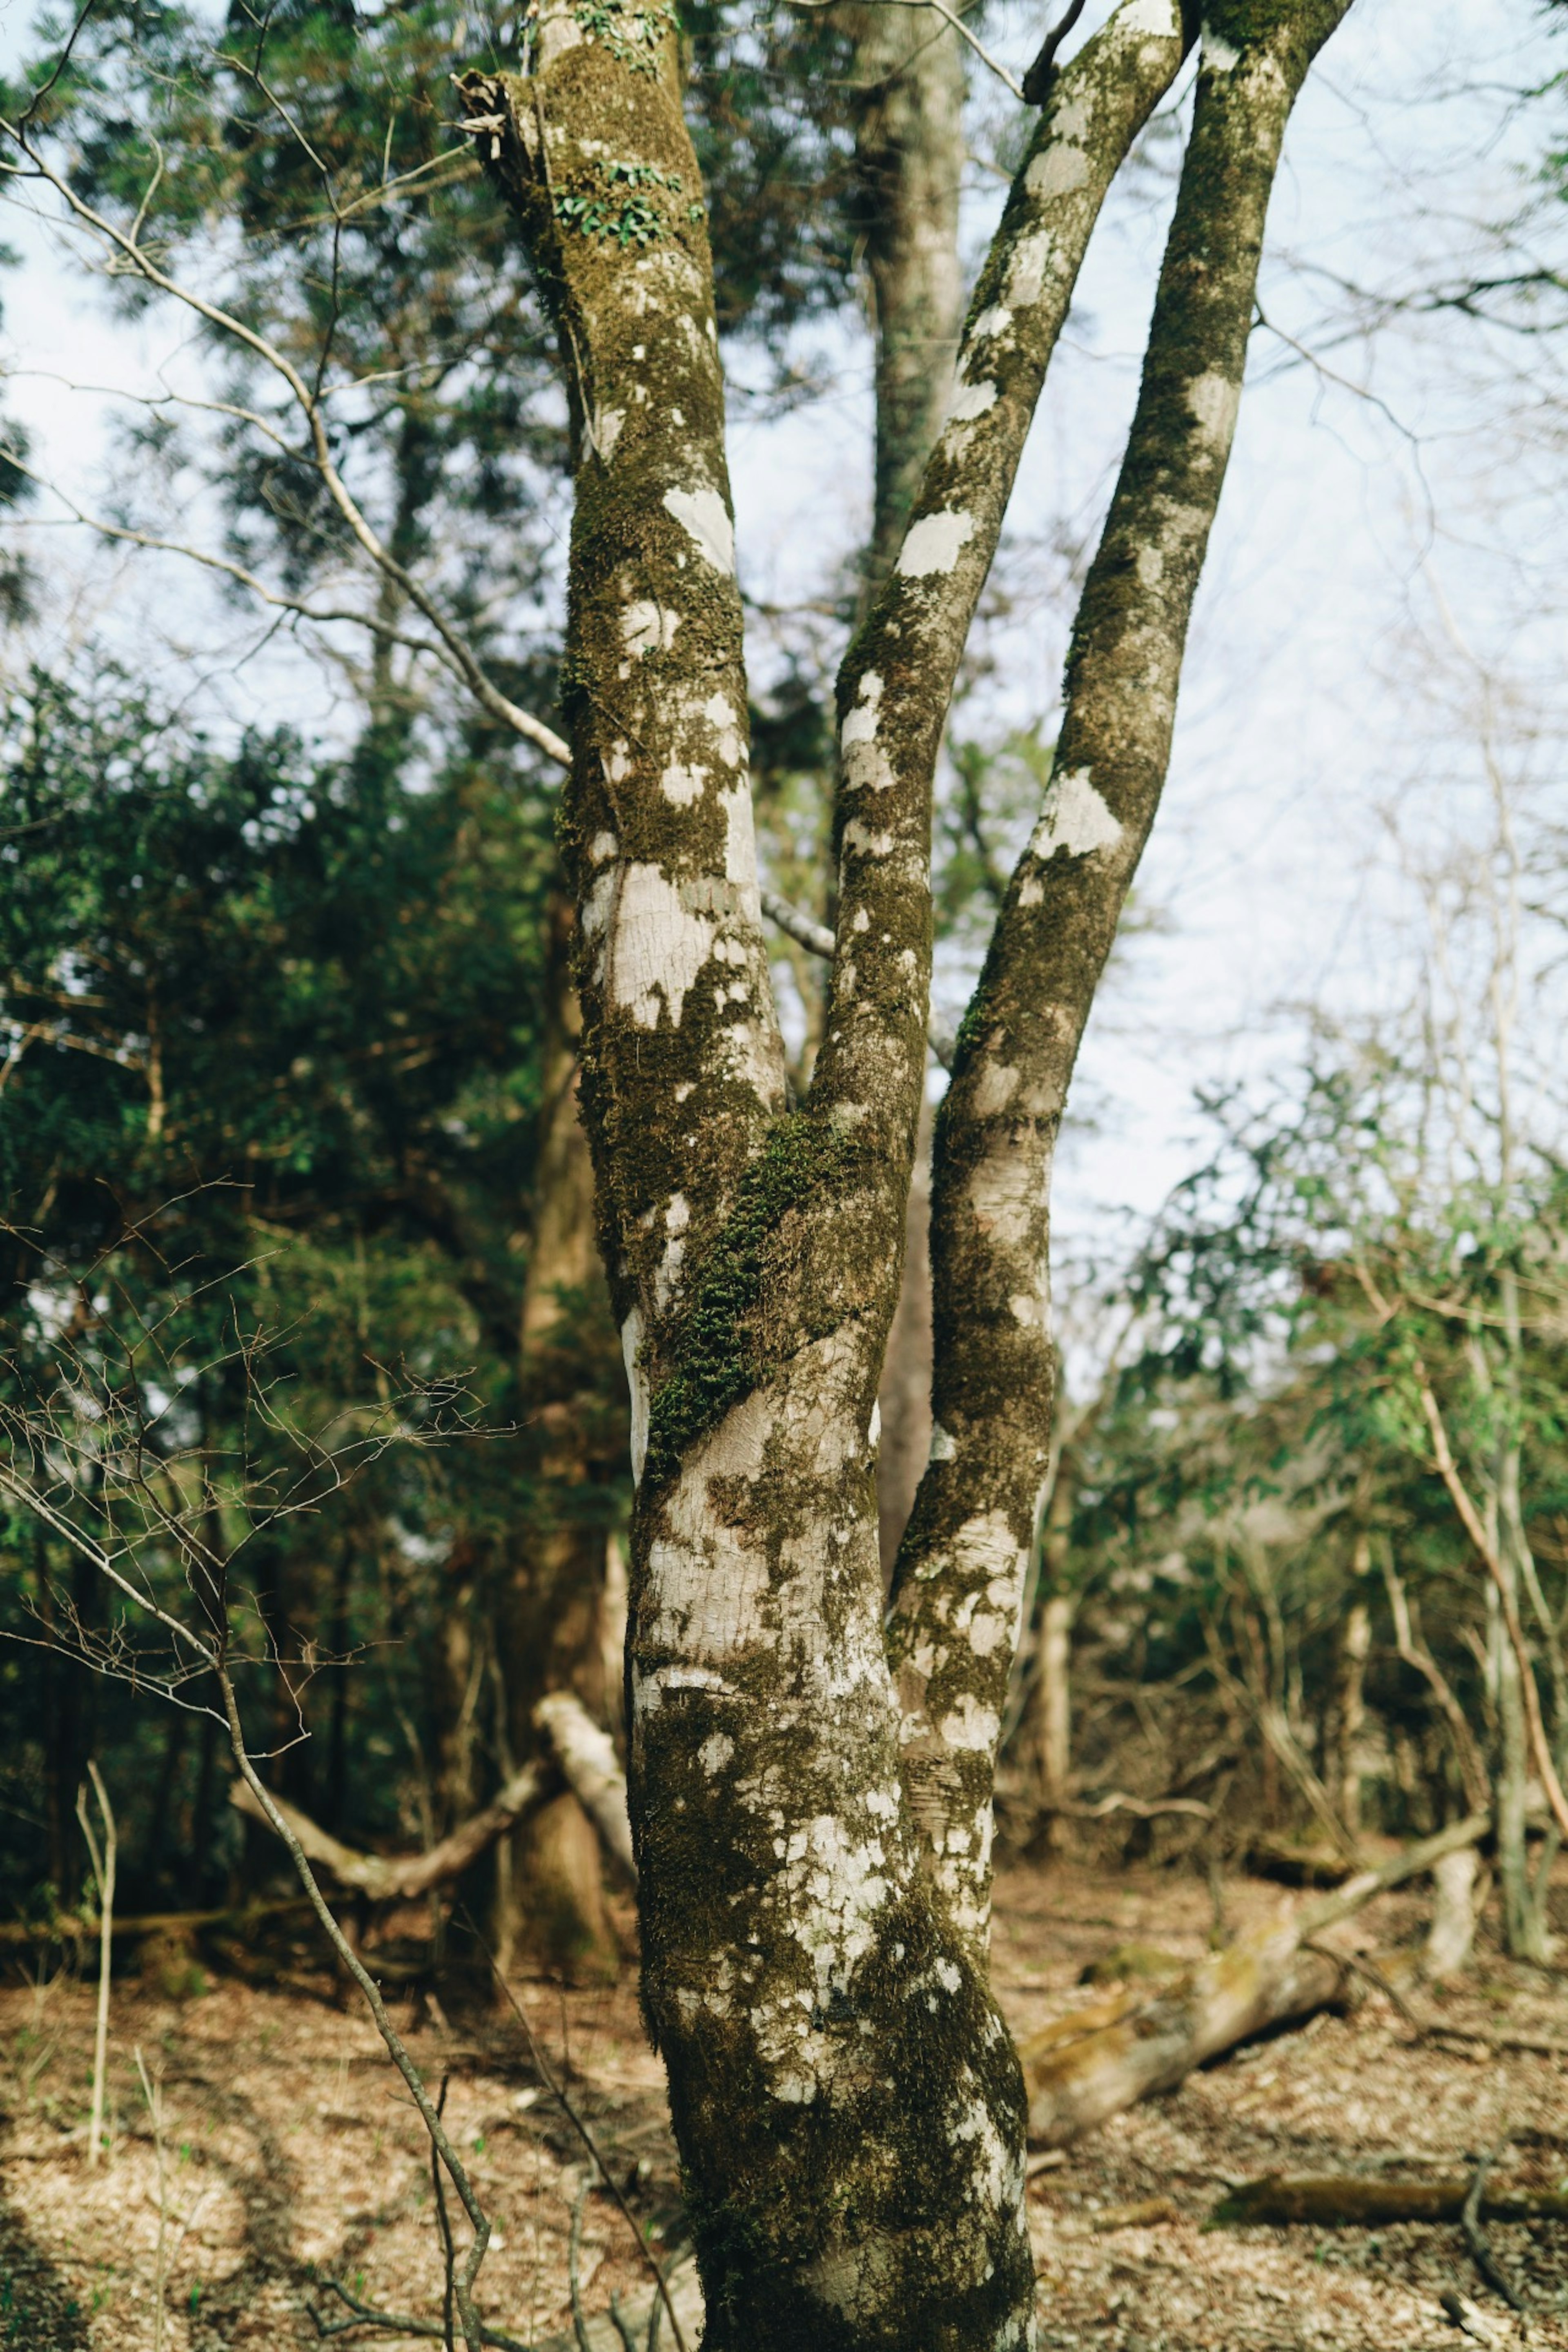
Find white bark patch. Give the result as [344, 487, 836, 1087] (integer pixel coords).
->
[967, 1147, 1039, 1252]
[1025, 143, 1089, 200]
[698, 1732, 734, 1776]
[621, 600, 679, 659]
[610, 863, 714, 1029]
[1005, 230, 1060, 310]
[622, 1307, 648, 1484]
[945, 379, 998, 425]
[1138, 543, 1165, 592]
[1029, 766, 1123, 862]
[588, 830, 618, 864]
[1010, 1288, 1050, 1329]
[972, 1061, 1018, 1118]
[662, 485, 735, 576]
[938, 1694, 1002, 1753]
[896, 509, 975, 579]
[841, 819, 894, 861]
[841, 670, 895, 794]
[868, 1400, 881, 1451]
[839, 670, 882, 747]
[699, 691, 745, 768]
[971, 304, 1012, 341]
[719, 784, 762, 914]
[1201, 21, 1241, 69]
[595, 408, 624, 459]
[930, 1423, 957, 1463]
[1187, 366, 1242, 447]
[581, 866, 618, 980]
[1121, 0, 1179, 32]
[660, 760, 708, 807]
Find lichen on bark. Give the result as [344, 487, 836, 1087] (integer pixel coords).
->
[456, 0, 1356, 2339]
[887, 0, 1358, 1953]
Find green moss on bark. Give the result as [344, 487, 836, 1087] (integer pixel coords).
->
[642, 1111, 848, 1488]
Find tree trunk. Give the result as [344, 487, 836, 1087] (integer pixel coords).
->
[842, 0, 965, 597]
[498, 898, 628, 1978]
[1036, 1593, 1074, 1820]
[1423, 1844, 1482, 1982]
[1329, 1595, 1371, 1837]
[457, 1, 1351, 2336]
[876, 1097, 934, 1585]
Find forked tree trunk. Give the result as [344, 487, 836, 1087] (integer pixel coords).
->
[458, 2, 1352, 2338]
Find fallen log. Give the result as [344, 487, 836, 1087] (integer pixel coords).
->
[1210, 2173, 1568, 2229]
[229, 1760, 546, 1901]
[533, 1692, 637, 1884]
[0, 1897, 312, 1950]
[1020, 1810, 1490, 2147]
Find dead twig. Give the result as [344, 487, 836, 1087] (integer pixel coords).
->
[310, 2279, 532, 2348]
[458, 1908, 690, 2352]
[75, 1760, 116, 2167]
[434, 2074, 457, 2352]
[1461, 2147, 1527, 2314]
[569, 2172, 596, 2352]
[1300, 1938, 1421, 2031]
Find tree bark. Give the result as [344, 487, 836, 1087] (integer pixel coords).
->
[456, 0, 1352, 2337]
[1423, 1844, 1482, 1982]
[1330, 1594, 1371, 1837]
[842, 0, 966, 596]
[498, 899, 628, 1977]
[888, 0, 1356, 1951]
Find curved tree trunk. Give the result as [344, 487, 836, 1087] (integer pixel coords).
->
[457, 1, 1352, 2337]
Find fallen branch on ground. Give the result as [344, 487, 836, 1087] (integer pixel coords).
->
[230, 1762, 546, 1900]
[0, 1896, 313, 1948]
[1020, 1811, 1490, 2147]
[1209, 2171, 1568, 2229]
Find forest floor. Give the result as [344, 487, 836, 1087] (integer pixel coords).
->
[1, 1855, 1566, 2350]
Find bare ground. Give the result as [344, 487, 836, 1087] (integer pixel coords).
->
[2, 1857, 1566, 2350]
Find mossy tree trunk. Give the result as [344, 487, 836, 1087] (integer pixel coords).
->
[458, 1, 1352, 2339]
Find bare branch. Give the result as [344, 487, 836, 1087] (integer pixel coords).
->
[0, 122, 572, 772]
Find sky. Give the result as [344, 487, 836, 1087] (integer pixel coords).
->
[1, 0, 1564, 1295]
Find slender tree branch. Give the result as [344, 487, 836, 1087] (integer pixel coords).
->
[0, 122, 572, 771]
[1417, 1372, 1568, 1839]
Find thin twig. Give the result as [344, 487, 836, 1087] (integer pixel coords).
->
[1461, 2146, 1527, 2314]
[434, 2074, 458, 2352]
[1022, 0, 1087, 105]
[310, 2277, 534, 2349]
[457, 1909, 690, 2352]
[75, 1761, 116, 2167]
[569, 2172, 596, 2352]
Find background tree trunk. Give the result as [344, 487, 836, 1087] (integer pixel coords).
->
[498, 896, 627, 1979]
